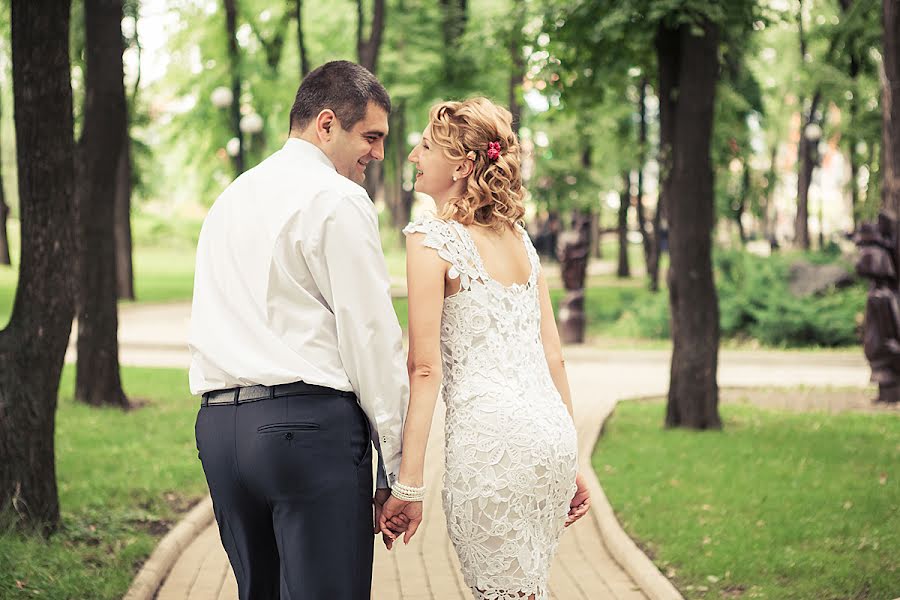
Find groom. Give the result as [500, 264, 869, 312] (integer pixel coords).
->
[189, 60, 409, 599]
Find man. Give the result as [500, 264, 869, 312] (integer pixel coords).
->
[189, 60, 409, 599]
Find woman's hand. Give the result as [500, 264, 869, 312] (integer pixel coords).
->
[565, 473, 591, 527]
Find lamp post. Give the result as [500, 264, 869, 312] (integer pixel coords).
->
[211, 86, 244, 174]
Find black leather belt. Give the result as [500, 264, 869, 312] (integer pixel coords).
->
[201, 381, 355, 406]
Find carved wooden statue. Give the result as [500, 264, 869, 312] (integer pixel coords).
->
[556, 213, 591, 344]
[855, 213, 900, 403]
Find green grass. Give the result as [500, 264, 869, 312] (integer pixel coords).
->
[0, 366, 207, 600]
[594, 399, 900, 599]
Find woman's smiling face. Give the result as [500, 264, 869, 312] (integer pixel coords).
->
[408, 124, 459, 200]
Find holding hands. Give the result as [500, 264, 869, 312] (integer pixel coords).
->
[378, 495, 423, 549]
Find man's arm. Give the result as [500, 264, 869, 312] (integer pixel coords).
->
[312, 192, 409, 488]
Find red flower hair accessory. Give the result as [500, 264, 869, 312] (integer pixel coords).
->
[487, 140, 502, 161]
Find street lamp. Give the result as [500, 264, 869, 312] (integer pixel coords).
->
[239, 113, 263, 135]
[210, 86, 233, 109]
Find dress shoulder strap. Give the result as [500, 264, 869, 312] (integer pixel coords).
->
[403, 215, 480, 289]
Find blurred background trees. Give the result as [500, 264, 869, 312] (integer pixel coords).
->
[0, 0, 893, 530]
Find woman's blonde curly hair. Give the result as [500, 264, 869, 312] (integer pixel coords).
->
[428, 97, 526, 232]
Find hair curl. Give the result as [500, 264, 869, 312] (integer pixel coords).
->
[428, 98, 526, 232]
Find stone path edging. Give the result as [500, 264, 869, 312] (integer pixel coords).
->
[123, 496, 215, 600]
[581, 398, 685, 600]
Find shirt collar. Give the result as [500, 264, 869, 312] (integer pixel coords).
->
[282, 137, 335, 171]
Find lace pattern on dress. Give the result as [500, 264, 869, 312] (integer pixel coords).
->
[402, 214, 578, 600]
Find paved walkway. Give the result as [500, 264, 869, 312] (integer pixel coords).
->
[112, 302, 874, 600]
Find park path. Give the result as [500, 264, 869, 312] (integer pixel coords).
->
[109, 302, 872, 600]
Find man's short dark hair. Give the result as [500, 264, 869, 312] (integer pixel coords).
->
[289, 61, 391, 132]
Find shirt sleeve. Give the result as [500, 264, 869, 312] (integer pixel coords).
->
[307, 192, 409, 488]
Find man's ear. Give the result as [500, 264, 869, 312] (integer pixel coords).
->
[315, 109, 337, 141]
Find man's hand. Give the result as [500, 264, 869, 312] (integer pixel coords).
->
[565, 473, 591, 527]
[378, 494, 423, 548]
[373, 488, 400, 549]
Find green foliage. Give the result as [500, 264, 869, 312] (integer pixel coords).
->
[596, 398, 900, 600]
[602, 250, 865, 347]
[715, 249, 864, 347]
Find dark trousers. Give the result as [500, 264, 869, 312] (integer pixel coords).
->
[195, 390, 374, 600]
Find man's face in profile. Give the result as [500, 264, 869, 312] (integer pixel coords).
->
[329, 102, 389, 185]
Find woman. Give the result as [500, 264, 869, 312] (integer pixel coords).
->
[379, 97, 590, 600]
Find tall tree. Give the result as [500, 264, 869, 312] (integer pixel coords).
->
[295, 0, 310, 78]
[357, 0, 386, 201]
[617, 171, 631, 277]
[115, 0, 140, 300]
[0, 86, 10, 266]
[634, 78, 658, 288]
[507, 0, 525, 136]
[0, 0, 76, 534]
[440, 0, 467, 82]
[884, 0, 900, 267]
[357, 0, 385, 73]
[794, 1, 818, 249]
[75, 0, 129, 408]
[224, 0, 245, 175]
[657, 17, 722, 429]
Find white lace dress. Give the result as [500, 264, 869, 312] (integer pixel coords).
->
[403, 216, 578, 600]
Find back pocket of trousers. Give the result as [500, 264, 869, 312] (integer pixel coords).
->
[256, 422, 320, 434]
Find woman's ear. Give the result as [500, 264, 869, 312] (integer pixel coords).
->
[456, 158, 474, 180]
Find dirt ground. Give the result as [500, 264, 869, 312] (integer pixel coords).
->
[719, 385, 900, 414]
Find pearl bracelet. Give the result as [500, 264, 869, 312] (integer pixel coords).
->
[391, 481, 426, 502]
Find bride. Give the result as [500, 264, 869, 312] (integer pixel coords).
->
[379, 97, 590, 600]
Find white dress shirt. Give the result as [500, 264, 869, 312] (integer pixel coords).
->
[188, 138, 409, 488]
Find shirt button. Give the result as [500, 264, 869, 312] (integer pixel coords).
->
[382, 436, 387, 443]
[285, 432, 294, 440]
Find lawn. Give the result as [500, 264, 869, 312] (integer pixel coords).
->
[0, 366, 207, 600]
[594, 396, 900, 599]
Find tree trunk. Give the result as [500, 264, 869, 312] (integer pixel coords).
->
[735, 161, 748, 244]
[635, 78, 652, 278]
[657, 20, 721, 430]
[388, 102, 414, 231]
[795, 94, 819, 250]
[884, 0, 900, 270]
[114, 130, 134, 300]
[357, 0, 385, 201]
[617, 172, 630, 278]
[763, 145, 777, 241]
[0, 0, 76, 534]
[842, 0, 860, 230]
[652, 38, 678, 296]
[75, 0, 129, 408]
[508, 2, 525, 136]
[224, 0, 245, 175]
[295, 0, 309, 78]
[0, 88, 10, 266]
[439, 0, 468, 87]
[356, 0, 384, 73]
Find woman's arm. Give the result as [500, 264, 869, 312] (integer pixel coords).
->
[537, 270, 591, 527]
[537, 270, 574, 418]
[378, 232, 447, 547]
[395, 232, 447, 486]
